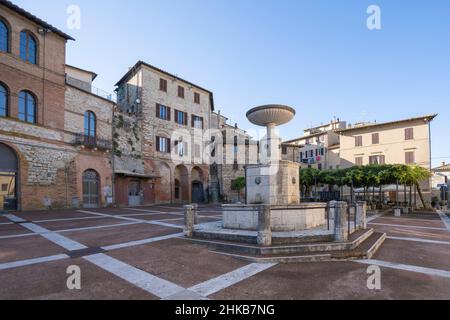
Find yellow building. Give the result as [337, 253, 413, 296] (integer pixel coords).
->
[337, 114, 436, 205]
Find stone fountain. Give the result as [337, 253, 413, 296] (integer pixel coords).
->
[183, 105, 385, 263]
[222, 105, 326, 233]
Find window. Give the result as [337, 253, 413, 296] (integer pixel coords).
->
[175, 140, 188, 157]
[405, 151, 415, 164]
[369, 155, 385, 165]
[159, 78, 167, 92]
[192, 115, 204, 129]
[156, 136, 170, 153]
[194, 92, 200, 104]
[1, 184, 7, 192]
[320, 148, 324, 156]
[310, 150, 314, 158]
[156, 104, 170, 121]
[405, 128, 414, 140]
[175, 110, 187, 126]
[84, 111, 96, 143]
[299, 152, 303, 161]
[0, 20, 9, 52]
[0, 83, 8, 117]
[20, 31, 37, 64]
[18, 91, 36, 123]
[318, 163, 322, 170]
[355, 136, 363, 147]
[282, 145, 288, 155]
[355, 157, 363, 166]
[372, 133, 379, 144]
[320, 135, 325, 142]
[178, 86, 185, 99]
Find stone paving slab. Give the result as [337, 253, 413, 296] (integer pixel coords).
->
[210, 261, 450, 300]
[63, 223, 180, 248]
[15, 210, 93, 221]
[0, 223, 30, 237]
[0, 257, 158, 300]
[37, 217, 132, 232]
[372, 239, 450, 271]
[0, 235, 66, 263]
[372, 217, 446, 228]
[107, 238, 248, 288]
[0, 216, 11, 223]
[371, 224, 450, 242]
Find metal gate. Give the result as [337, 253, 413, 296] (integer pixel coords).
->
[82, 170, 99, 208]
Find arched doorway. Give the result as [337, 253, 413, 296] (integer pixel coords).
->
[82, 169, 100, 208]
[0, 144, 18, 211]
[174, 165, 189, 203]
[192, 167, 205, 204]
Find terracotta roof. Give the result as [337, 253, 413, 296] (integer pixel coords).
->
[336, 114, 437, 134]
[432, 164, 450, 172]
[1, 0, 75, 41]
[115, 60, 215, 111]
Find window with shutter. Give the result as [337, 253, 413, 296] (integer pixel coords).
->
[194, 92, 200, 104]
[160, 78, 167, 92]
[355, 136, 363, 147]
[405, 128, 414, 140]
[372, 133, 379, 144]
[178, 86, 185, 98]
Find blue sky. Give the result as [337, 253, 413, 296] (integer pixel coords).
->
[13, 0, 450, 167]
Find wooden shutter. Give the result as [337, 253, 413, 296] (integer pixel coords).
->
[174, 110, 178, 123]
[191, 116, 195, 128]
[156, 104, 160, 118]
[167, 138, 171, 153]
[156, 136, 160, 152]
[201, 117, 204, 129]
[380, 155, 385, 164]
[184, 112, 188, 126]
[167, 107, 171, 121]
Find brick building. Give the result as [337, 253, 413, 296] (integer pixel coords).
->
[0, 1, 114, 211]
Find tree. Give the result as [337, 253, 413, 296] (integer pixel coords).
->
[299, 168, 320, 199]
[231, 177, 246, 203]
[409, 165, 432, 209]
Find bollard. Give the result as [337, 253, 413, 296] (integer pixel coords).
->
[334, 201, 348, 242]
[184, 205, 195, 237]
[191, 203, 199, 224]
[356, 201, 367, 230]
[257, 205, 272, 246]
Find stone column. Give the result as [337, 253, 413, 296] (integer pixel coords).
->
[356, 201, 367, 230]
[334, 201, 348, 242]
[184, 205, 195, 237]
[257, 205, 272, 246]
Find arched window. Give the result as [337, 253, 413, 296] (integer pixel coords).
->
[20, 31, 37, 64]
[18, 91, 36, 124]
[0, 83, 8, 117]
[0, 19, 9, 52]
[84, 111, 96, 143]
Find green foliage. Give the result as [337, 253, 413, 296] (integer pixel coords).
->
[231, 177, 246, 191]
[299, 164, 432, 208]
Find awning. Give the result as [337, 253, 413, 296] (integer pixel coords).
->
[114, 171, 160, 179]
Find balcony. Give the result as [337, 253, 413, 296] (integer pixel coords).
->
[66, 76, 117, 102]
[72, 133, 112, 151]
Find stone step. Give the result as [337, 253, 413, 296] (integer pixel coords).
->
[205, 232, 387, 263]
[185, 228, 375, 256]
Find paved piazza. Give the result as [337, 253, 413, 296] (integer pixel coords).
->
[1, 206, 450, 300]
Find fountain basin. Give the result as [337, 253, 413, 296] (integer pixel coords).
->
[222, 203, 327, 232]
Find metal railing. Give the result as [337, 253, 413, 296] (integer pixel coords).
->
[72, 133, 112, 150]
[66, 76, 117, 102]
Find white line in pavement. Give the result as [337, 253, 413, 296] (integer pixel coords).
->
[122, 208, 183, 215]
[0, 222, 14, 226]
[55, 221, 141, 233]
[21, 223, 87, 251]
[77, 210, 183, 229]
[0, 232, 36, 240]
[34, 216, 106, 223]
[387, 236, 450, 245]
[188, 263, 278, 297]
[102, 233, 184, 251]
[368, 222, 446, 231]
[355, 259, 450, 279]
[84, 253, 185, 299]
[367, 214, 383, 223]
[4, 214, 25, 223]
[0, 254, 69, 271]
[437, 211, 450, 233]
